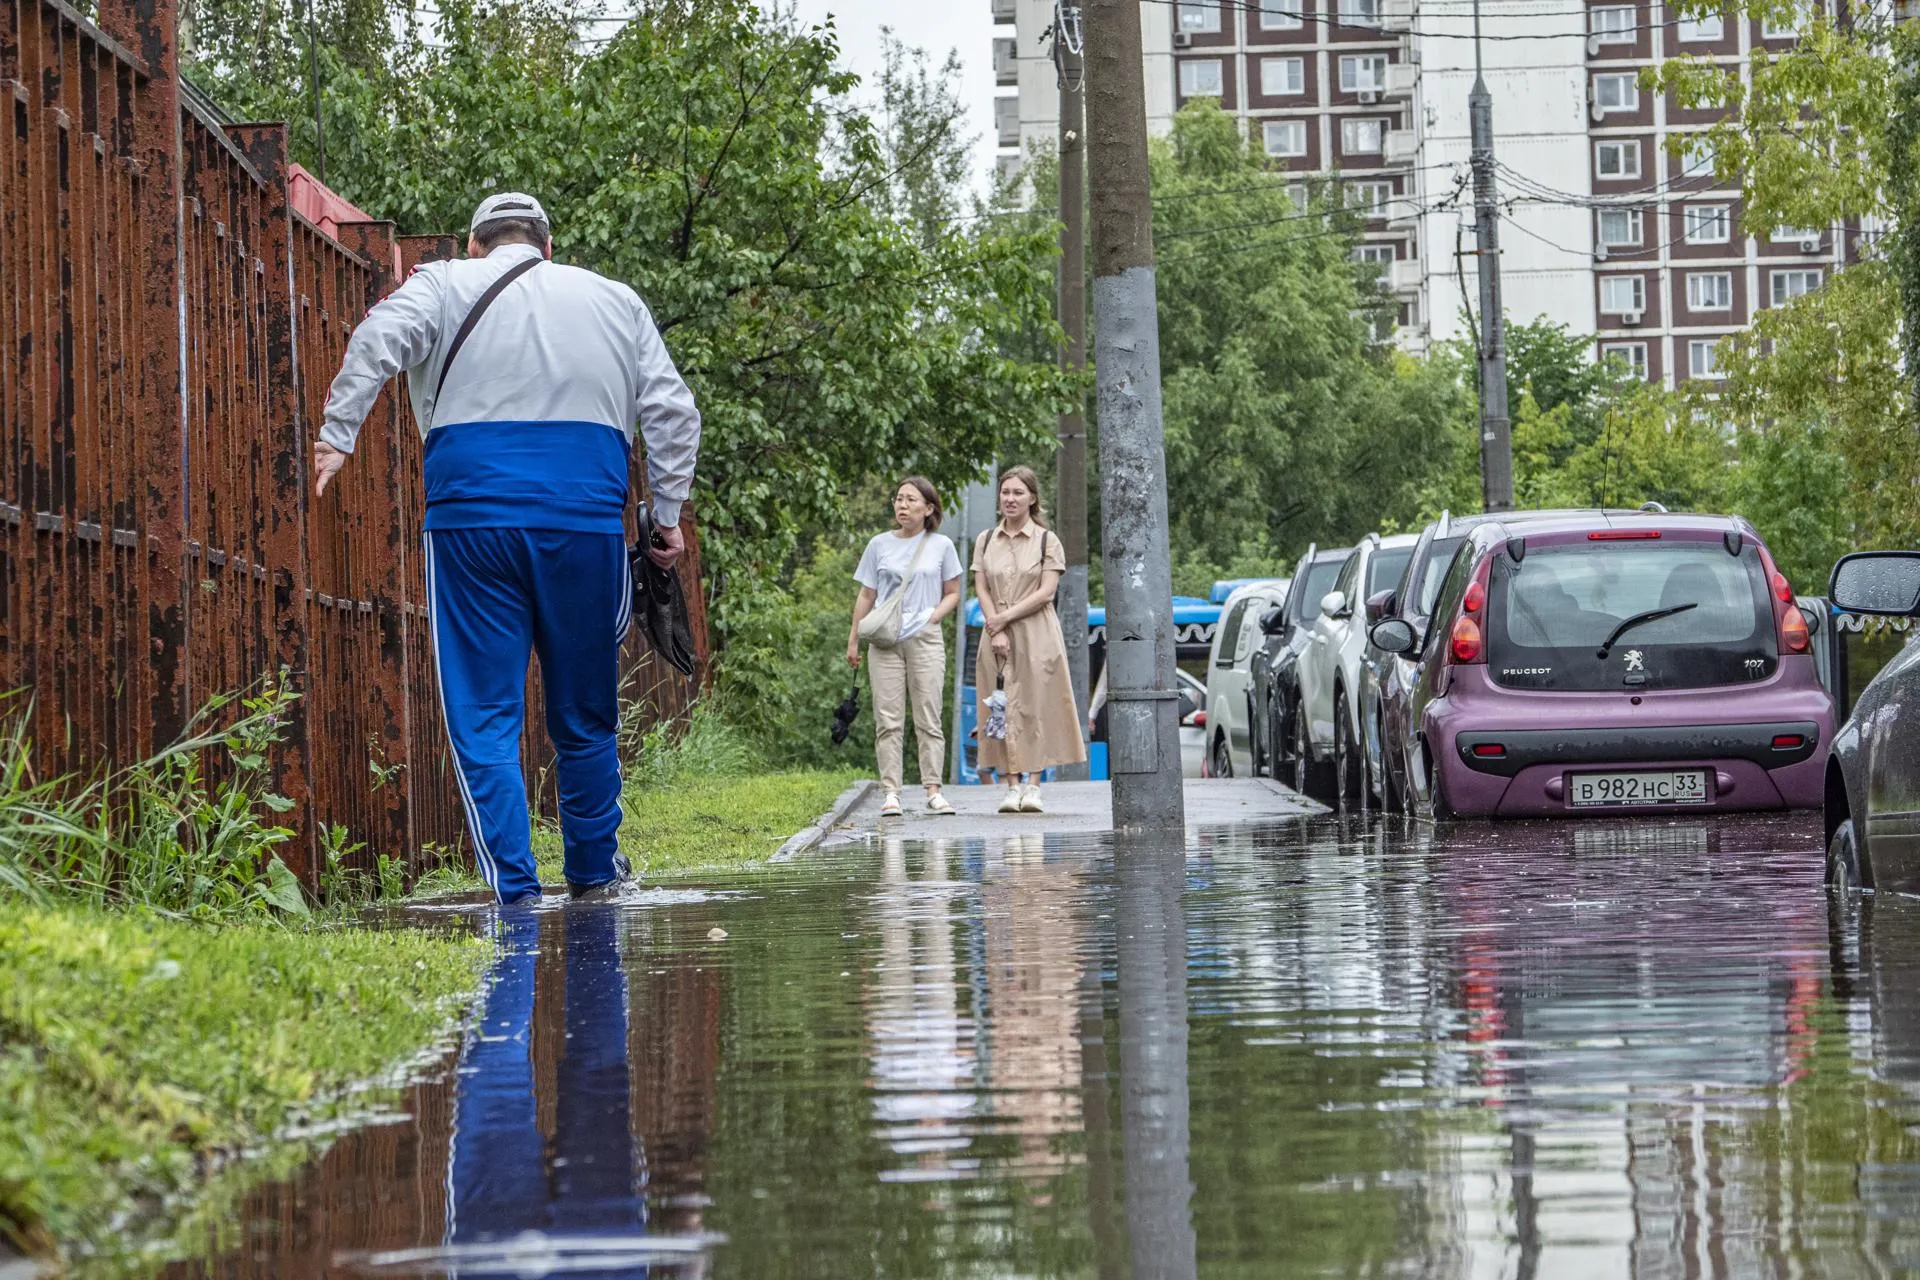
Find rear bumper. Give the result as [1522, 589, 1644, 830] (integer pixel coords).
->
[1454, 722, 1822, 776]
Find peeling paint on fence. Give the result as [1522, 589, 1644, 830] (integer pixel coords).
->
[0, 0, 708, 890]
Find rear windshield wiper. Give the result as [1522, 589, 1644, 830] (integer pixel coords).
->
[1595, 602, 1697, 659]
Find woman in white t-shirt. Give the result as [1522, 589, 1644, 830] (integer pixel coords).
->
[848, 477, 964, 818]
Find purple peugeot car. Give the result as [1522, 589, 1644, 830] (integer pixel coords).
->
[1367, 511, 1834, 819]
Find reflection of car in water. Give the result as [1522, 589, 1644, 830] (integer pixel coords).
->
[1370, 511, 1834, 819]
[1821, 551, 1920, 893]
[958, 595, 1220, 784]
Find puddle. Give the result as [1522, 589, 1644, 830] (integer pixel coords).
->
[164, 812, 1920, 1277]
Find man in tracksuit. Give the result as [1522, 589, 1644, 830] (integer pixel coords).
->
[313, 193, 701, 905]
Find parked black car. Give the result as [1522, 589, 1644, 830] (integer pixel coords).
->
[1248, 545, 1350, 790]
[1824, 551, 1920, 893]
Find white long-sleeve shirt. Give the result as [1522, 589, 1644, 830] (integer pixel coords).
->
[320, 242, 702, 530]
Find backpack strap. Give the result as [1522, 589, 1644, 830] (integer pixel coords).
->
[433, 257, 543, 410]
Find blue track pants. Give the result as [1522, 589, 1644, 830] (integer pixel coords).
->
[425, 528, 630, 903]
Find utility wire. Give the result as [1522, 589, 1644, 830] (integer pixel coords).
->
[1143, 0, 1845, 41]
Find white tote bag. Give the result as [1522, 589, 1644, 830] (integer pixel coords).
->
[856, 533, 933, 649]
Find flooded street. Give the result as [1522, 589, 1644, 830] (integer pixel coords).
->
[176, 814, 1920, 1278]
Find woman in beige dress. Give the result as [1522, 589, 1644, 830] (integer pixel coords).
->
[973, 466, 1088, 814]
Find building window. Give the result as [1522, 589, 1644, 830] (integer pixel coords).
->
[1771, 225, 1822, 245]
[1354, 244, 1396, 264]
[1683, 204, 1732, 243]
[1598, 208, 1644, 247]
[1600, 274, 1646, 314]
[1687, 271, 1733, 310]
[1761, 4, 1802, 37]
[1261, 56, 1305, 95]
[1688, 338, 1724, 378]
[1678, 12, 1725, 39]
[1286, 183, 1309, 211]
[1679, 137, 1718, 180]
[1590, 5, 1637, 42]
[1260, 0, 1306, 30]
[1179, 59, 1225, 97]
[1601, 342, 1649, 379]
[1342, 118, 1385, 154]
[1339, 54, 1388, 92]
[1771, 268, 1823, 304]
[1178, 1, 1222, 32]
[1348, 179, 1394, 218]
[1339, 0, 1381, 27]
[1593, 73, 1638, 112]
[1264, 119, 1309, 158]
[1596, 140, 1641, 179]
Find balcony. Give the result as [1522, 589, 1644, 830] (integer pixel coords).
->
[990, 0, 1016, 22]
[995, 95, 1020, 148]
[1381, 0, 1416, 32]
[1385, 62, 1417, 98]
[994, 37, 1017, 86]
[1384, 130, 1417, 164]
[1390, 258, 1422, 293]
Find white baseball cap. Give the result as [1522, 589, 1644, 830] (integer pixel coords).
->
[469, 192, 550, 236]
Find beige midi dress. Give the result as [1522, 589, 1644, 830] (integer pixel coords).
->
[973, 522, 1089, 777]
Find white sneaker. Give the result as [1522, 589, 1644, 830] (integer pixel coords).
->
[1018, 784, 1045, 814]
[926, 792, 955, 815]
[880, 791, 902, 817]
[997, 787, 1023, 814]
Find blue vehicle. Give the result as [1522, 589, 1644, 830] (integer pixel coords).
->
[956, 594, 1223, 784]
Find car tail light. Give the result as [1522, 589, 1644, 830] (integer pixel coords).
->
[1471, 742, 1506, 758]
[1588, 529, 1662, 540]
[1755, 544, 1808, 656]
[1450, 617, 1482, 663]
[1445, 555, 1493, 666]
[1771, 733, 1804, 750]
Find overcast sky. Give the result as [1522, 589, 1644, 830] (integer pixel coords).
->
[763, 0, 999, 196]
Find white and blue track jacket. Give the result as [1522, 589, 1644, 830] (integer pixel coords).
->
[319, 243, 702, 532]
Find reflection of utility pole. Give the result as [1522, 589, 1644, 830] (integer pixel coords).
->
[1053, 4, 1092, 780]
[1469, 0, 1512, 511]
[1113, 837, 1198, 1278]
[1085, 0, 1184, 830]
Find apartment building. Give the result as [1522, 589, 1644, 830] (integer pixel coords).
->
[991, 0, 1853, 384]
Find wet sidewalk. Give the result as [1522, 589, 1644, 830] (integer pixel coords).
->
[817, 778, 1326, 848]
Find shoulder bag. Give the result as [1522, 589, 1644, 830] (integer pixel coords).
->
[857, 533, 934, 649]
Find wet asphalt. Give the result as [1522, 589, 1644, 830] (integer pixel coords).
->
[168, 809, 1920, 1279]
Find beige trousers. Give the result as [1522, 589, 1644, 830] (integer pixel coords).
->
[868, 625, 946, 793]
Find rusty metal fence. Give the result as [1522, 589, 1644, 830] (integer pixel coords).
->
[1, 0, 707, 888]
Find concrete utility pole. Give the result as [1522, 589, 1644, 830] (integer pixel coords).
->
[1054, 4, 1091, 782]
[1469, 0, 1514, 512]
[1084, 0, 1184, 830]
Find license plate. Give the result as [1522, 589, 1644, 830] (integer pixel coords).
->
[1568, 769, 1709, 807]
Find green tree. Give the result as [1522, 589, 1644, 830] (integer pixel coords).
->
[185, 0, 1074, 635]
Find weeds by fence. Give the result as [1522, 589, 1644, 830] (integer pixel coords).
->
[0, 0, 708, 892]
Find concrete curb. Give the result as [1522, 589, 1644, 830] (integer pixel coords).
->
[1251, 775, 1333, 815]
[771, 779, 878, 863]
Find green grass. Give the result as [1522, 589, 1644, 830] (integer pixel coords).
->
[0, 904, 488, 1267]
[574, 768, 862, 879]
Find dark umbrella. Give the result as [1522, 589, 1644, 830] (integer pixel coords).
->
[831, 682, 862, 744]
[628, 504, 698, 679]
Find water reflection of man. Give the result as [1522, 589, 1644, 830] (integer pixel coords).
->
[449, 908, 643, 1252]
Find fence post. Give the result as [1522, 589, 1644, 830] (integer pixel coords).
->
[332, 218, 416, 868]
[225, 121, 318, 888]
[97, 0, 189, 752]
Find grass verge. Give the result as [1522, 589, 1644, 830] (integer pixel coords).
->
[0, 904, 488, 1267]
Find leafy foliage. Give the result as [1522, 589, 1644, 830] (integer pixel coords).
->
[183, 0, 1073, 636]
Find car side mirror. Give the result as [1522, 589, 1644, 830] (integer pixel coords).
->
[1830, 551, 1920, 616]
[1259, 606, 1287, 635]
[1182, 709, 1207, 729]
[1320, 590, 1347, 619]
[1369, 618, 1419, 655]
[1364, 589, 1396, 626]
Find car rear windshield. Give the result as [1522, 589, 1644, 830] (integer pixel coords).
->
[1487, 539, 1776, 691]
[1291, 559, 1344, 623]
[1368, 547, 1414, 598]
